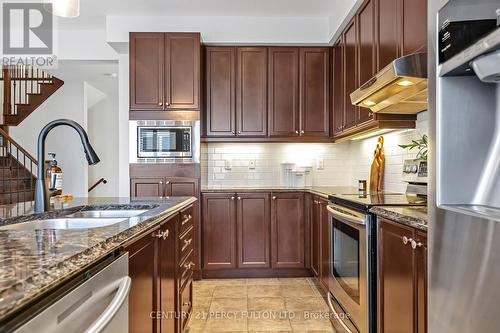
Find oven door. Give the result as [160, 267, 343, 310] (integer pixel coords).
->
[327, 204, 369, 333]
[137, 126, 191, 158]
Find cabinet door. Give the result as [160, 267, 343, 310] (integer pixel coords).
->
[236, 47, 268, 136]
[165, 177, 198, 197]
[311, 197, 321, 276]
[271, 193, 305, 268]
[268, 47, 300, 137]
[299, 48, 330, 137]
[236, 193, 271, 268]
[130, 178, 165, 197]
[205, 47, 236, 136]
[158, 216, 177, 333]
[165, 33, 200, 110]
[357, 0, 376, 124]
[202, 193, 237, 270]
[124, 229, 159, 333]
[401, 0, 427, 56]
[416, 230, 427, 333]
[332, 39, 344, 135]
[319, 198, 330, 291]
[378, 0, 400, 70]
[343, 19, 358, 131]
[378, 218, 416, 333]
[129, 33, 164, 111]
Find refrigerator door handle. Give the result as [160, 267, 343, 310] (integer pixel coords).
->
[84, 276, 131, 333]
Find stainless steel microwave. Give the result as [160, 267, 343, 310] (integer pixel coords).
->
[129, 120, 200, 163]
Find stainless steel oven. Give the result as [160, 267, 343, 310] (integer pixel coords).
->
[129, 120, 200, 163]
[327, 204, 371, 333]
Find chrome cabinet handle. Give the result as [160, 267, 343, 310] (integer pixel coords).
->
[182, 214, 192, 225]
[184, 239, 192, 246]
[155, 230, 169, 239]
[184, 262, 195, 269]
[85, 276, 131, 333]
[403, 236, 412, 245]
[411, 239, 423, 249]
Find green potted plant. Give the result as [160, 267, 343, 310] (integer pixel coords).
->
[399, 134, 428, 160]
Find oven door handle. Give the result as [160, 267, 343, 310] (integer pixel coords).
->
[327, 205, 366, 225]
[327, 293, 355, 333]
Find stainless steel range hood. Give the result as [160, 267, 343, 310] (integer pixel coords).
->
[350, 53, 428, 114]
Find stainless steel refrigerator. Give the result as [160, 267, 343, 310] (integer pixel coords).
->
[429, 0, 500, 332]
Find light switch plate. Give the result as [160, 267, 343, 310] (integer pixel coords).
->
[316, 159, 324, 170]
[249, 160, 256, 170]
[225, 160, 232, 170]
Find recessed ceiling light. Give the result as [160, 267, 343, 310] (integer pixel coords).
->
[397, 80, 415, 87]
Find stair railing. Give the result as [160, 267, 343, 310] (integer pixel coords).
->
[0, 127, 38, 205]
[1, 65, 54, 118]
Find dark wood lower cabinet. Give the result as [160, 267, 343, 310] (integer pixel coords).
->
[123, 205, 195, 333]
[271, 192, 305, 269]
[319, 197, 330, 291]
[311, 196, 321, 276]
[377, 217, 427, 333]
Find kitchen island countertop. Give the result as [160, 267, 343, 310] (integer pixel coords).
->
[0, 196, 196, 322]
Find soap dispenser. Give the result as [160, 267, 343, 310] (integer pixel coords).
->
[46, 153, 63, 196]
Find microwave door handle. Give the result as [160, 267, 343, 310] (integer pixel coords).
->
[327, 205, 366, 225]
[84, 276, 131, 333]
[327, 293, 355, 333]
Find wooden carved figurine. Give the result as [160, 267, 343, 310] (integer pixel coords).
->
[369, 136, 385, 192]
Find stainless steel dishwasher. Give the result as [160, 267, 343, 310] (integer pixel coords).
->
[14, 253, 130, 333]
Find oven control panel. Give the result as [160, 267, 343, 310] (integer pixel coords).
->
[403, 159, 428, 184]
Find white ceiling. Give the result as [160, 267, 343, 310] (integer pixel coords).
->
[58, 0, 336, 29]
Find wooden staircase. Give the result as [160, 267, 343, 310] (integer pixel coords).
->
[0, 65, 64, 205]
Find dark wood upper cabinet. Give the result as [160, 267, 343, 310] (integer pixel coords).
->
[271, 192, 305, 268]
[377, 0, 400, 70]
[130, 178, 165, 197]
[343, 19, 358, 131]
[236, 47, 268, 137]
[130, 32, 200, 114]
[357, 0, 376, 124]
[202, 193, 237, 270]
[311, 197, 321, 277]
[300, 48, 330, 137]
[268, 47, 300, 137]
[401, 0, 427, 56]
[332, 38, 344, 135]
[205, 47, 236, 136]
[130, 33, 164, 111]
[378, 217, 427, 333]
[125, 228, 159, 333]
[165, 33, 200, 110]
[237, 193, 271, 268]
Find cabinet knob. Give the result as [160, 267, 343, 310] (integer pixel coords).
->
[295, 130, 299, 134]
[183, 301, 192, 307]
[368, 112, 374, 117]
[165, 102, 170, 106]
[158, 102, 163, 106]
[163, 229, 169, 239]
[272, 196, 277, 200]
[166, 181, 170, 184]
[237, 196, 241, 200]
[300, 130, 305, 134]
[231, 130, 235, 134]
[231, 196, 235, 200]
[411, 240, 423, 249]
[238, 130, 241, 134]
[402, 236, 411, 245]
[159, 181, 163, 184]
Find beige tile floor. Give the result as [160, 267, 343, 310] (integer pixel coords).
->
[186, 277, 335, 333]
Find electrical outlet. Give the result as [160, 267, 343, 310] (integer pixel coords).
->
[316, 158, 324, 170]
[224, 160, 232, 170]
[249, 160, 256, 170]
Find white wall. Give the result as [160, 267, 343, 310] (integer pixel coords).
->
[202, 112, 429, 193]
[10, 81, 88, 197]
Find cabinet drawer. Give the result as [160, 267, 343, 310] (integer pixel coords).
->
[179, 250, 194, 289]
[179, 206, 194, 236]
[180, 280, 193, 332]
[179, 226, 194, 262]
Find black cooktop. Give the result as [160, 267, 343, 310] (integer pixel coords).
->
[328, 191, 427, 212]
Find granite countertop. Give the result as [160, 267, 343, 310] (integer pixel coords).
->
[201, 186, 360, 199]
[370, 206, 428, 231]
[0, 196, 197, 322]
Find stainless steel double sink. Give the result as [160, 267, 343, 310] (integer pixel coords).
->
[0, 210, 148, 231]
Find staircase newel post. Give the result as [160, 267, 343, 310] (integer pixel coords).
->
[3, 67, 11, 116]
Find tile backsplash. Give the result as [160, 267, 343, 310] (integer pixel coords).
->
[202, 112, 428, 193]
